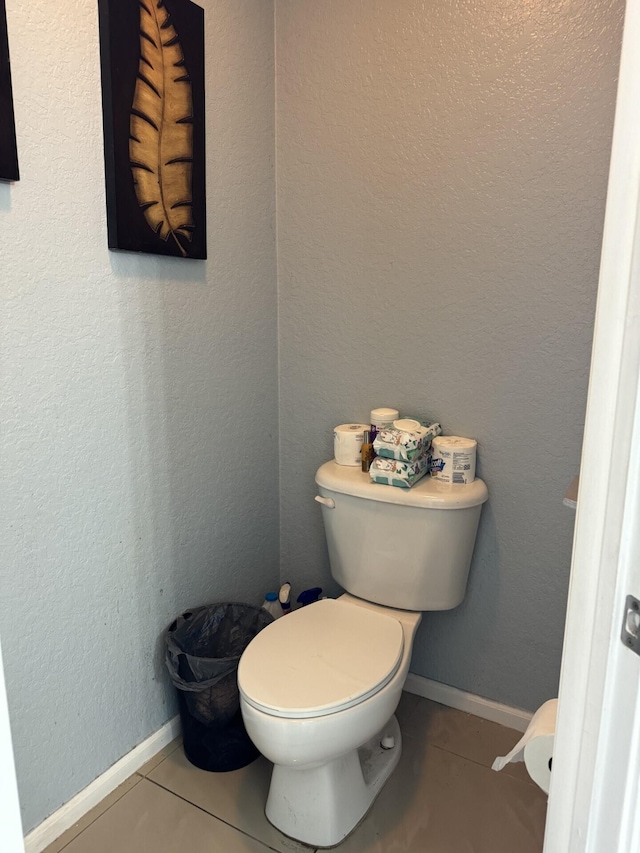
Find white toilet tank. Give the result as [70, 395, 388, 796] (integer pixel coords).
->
[315, 461, 488, 611]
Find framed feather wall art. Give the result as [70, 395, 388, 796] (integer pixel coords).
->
[98, 0, 206, 259]
[0, 0, 19, 182]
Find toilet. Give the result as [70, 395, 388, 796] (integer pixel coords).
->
[238, 460, 488, 848]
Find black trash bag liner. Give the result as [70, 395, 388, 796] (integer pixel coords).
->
[166, 602, 273, 727]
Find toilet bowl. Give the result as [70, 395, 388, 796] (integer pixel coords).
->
[238, 594, 421, 848]
[239, 460, 488, 847]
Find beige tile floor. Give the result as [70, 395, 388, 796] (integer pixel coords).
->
[44, 693, 547, 853]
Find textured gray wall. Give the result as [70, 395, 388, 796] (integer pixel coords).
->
[276, 0, 624, 712]
[1, 0, 277, 832]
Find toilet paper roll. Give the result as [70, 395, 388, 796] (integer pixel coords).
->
[430, 436, 477, 484]
[492, 699, 557, 794]
[333, 423, 369, 467]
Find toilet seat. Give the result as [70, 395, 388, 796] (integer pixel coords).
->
[238, 598, 404, 719]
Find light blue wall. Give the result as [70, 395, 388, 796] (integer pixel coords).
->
[1, 0, 277, 833]
[276, 0, 624, 712]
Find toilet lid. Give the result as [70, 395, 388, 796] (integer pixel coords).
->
[238, 599, 404, 719]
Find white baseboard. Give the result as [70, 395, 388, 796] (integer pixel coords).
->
[404, 673, 533, 733]
[24, 715, 181, 853]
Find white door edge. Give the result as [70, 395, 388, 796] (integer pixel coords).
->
[544, 0, 640, 849]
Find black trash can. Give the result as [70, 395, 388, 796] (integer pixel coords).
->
[165, 602, 273, 772]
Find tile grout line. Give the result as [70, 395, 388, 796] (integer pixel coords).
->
[401, 697, 542, 790]
[425, 741, 543, 791]
[142, 773, 318, 853]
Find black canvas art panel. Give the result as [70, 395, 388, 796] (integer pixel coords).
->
[0, 0, 19, 182]
[98, 0, 207, 259]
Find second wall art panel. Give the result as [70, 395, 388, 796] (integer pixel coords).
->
[0, 0, 19, 182]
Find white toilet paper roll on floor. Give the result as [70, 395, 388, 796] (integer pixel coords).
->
[492, 698, 557, 794]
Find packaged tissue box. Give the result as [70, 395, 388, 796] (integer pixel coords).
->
[373, 421, 442, 462]
[369, 454, 430, 488]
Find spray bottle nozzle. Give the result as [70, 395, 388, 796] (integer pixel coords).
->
[279, 582, 292, 613]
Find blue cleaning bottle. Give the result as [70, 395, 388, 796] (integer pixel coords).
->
[296, 587, 323, 607]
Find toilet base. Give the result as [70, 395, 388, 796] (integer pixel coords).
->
[265, 715, 402, 848]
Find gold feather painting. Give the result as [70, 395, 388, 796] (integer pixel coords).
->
[98, 0, 206, 259]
